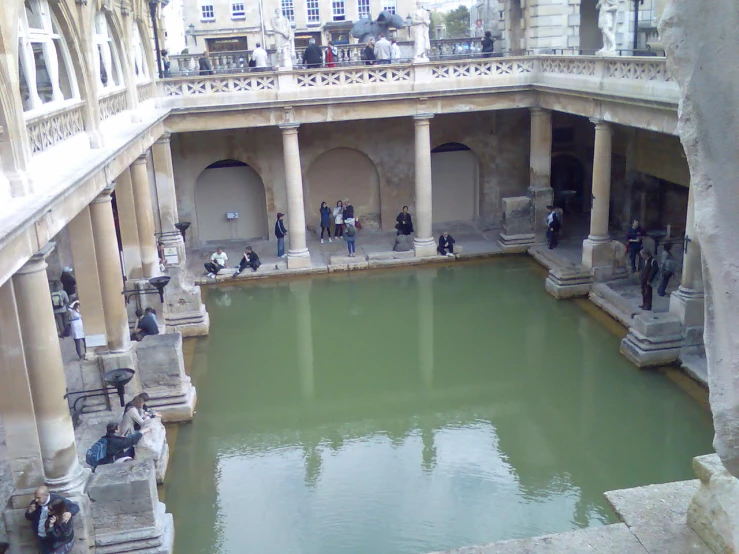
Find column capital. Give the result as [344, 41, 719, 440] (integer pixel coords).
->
[155, 132, 171, 145]
[91, 184, 115, 204]
[279, 123, 300, 133]
[133, 154, 148, 166]
[16, 242, 55, 275]
[530, 107, 550, 116]
[590, 118, 612, 131]
[414, 113, 434, 123]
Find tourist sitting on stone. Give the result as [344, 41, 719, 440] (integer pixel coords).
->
[50, 281, 70, 338]
[98, 421, 149, 465]
[234, 246, 261, 275]
[124, 392, 160, 424]
[205, 247, 228, 278]
[134, 307, 159, 341]
[437, 232, 456, 256]
[120, 395, 159, 436]
[395, 206, 414, 236]
[639, 249, 660, 311]
[26, 486, 79, 554]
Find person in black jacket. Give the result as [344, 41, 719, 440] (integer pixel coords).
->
[60, 267, 76, 299]
[302, 38, 323, 68]
[26, 486, 79, 554]
[233, 246, 261, 275]
[481, 31, 495, 58]
[639, 249, 659, 311]
[275, 213, 288, 258]
[99, 422, 148, 465]
[363, 39, 376, 65]
[546, 205, 561, 249]
[437, 232, 456, 256]
[395, 206, 414, 236]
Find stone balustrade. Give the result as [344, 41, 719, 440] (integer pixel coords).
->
[24, 101, 85, 154]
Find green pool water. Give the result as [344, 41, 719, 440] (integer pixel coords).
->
[163, 258, 713, 554]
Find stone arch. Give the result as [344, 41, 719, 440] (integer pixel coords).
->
[93, 9, 128, 93]
[304, 147, 381, 229]
[131, 19, 153, 82]
[430, 142, 480, 223]
[194, 159, 269, 243]
[551, 154, 586, 214]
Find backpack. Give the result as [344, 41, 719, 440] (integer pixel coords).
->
[346, 223, 356, 237]
[663, 258, 677, 273]
[86, 437, 108, 471]
[51, 292, 64, 309]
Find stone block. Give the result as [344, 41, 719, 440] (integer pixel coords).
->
[366, 251, 394, 261]
[136, 418, 170, 484]
[687, 454, 739, 554]
[393, 250, 416, 259]
[498, 233, 536, 253]
[135, 332, 196, 422]
[670, 289, 705, 328]
[88, 461, 173, 554]
[545, 266, 592, 299]
[393, 234, 413, 252]
[501, 196, 533, 237]
[161, 267, 210, 337]
[620, 313, 685, 368]
[287, 255, 311, 269]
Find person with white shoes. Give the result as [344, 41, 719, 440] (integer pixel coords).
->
[437, 232, 456, 257]
[204, 247, 228, 278]
[319, 201, 332, 243]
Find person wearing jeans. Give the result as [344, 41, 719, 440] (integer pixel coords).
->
[345, 217, 357, 257]
[275, 213, 287, 258]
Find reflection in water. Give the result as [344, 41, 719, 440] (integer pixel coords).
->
[165, 260, 713, 554]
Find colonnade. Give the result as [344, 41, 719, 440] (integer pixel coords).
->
[0, 136, 181, 498]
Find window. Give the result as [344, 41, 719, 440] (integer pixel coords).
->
[93, 12, 124, 92]
[17, 0, 79, 113]
[200, 3, 215, 21]
[332, 0, 345, 21]
[281, 0, 294, 23]
[131, 25, 149, 82]
[357, 0, 370, 19]
[231, 2, 245, 18]
[382, 0, 396, 14]
[306, 0, 320, 24]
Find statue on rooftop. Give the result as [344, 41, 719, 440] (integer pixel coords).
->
[596, 0, 618, 55]
[411, 1, 431, 62]
[269, 8, 294, 69]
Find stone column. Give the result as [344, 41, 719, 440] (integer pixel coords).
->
[67, 206, 107, 341]
[90, 187, 131, 352]
[151, 133, 185, 263]
[582, 119, 619, 280]
[0, 280, 45, 495]
[528, 108, 554, 242]
[413, 114, 437, 257]
[280, 123, 311, 269]
[131, 155, 159, 278]
[114, 167, 143, 279]
[12, 245, 88, 493]
[670, 184, 704, 331]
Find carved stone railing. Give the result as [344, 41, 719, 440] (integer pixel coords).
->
[26, 102, 85, 154]
[137, 81, 156, 103]
[163, 73, 277, 97]
[431, 58, 535, 79]
[295, 65, 412, 88]
[99, 89, 128, 121]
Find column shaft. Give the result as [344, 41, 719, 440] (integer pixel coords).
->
[0, 280, 44, 491]
[528, 108, 554, 241]
[115, 167, 143, 279]
[13, 247, 86, 490]
[588, 120, 613, 242]
[680, 185, 702, 291]
[131, 156, 159, 278]
[90, 189, 131, 352]
[413, 115, 436, 257]
[151, 134, 186, 264]
[68, 206, 107, 339]
[280, 124, 310, 268]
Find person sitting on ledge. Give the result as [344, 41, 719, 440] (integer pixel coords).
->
[233, 246, 261, 276]
[120, 394, 160, 437]
[134, 307, 159, 341]
[204, 247, 228, 278]
[437, 232, 456, 257]
[98, 421, 149, 465]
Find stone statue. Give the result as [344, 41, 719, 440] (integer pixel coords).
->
[269, 8, 294, 69]
[596, 0, 618, 55]
[351, 10, 407, 44]
[410, 1, 431, 62]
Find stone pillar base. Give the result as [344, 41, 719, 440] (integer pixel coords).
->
[687, 454, 739, 554]
[287, 249, 312, 269]
[619, 312, 684, 367]
[161, 267, 209, 337]
[497, 233, 536, 253]
[670, 287, 705, 329]
[88, 461, 174, 554]
[545, 266, 593, 299]
[414, 237, 437, 258]
[582, 239, 627, 281]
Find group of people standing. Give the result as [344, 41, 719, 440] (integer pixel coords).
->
[319, 200, 359, 256]
[50, 268, 87, 361]
[362, 34, 402, 65]
[627, 219, 677, 310]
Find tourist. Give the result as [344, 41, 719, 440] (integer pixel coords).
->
[251, 42, 269, 69]
[303, 38, 323, 68]
[97, 421, 149, 465]
[320, 201, 332, 243]
[50, 281, 70, 338]
[395, 206, 414, 236]
[546, 205, 561, 249]
[375, 34, 392, 64]
[204, 247, 228, 278]
[124, 392, 156, 419]
[233, 246, 261, 275]
[158, 241, 167, 272]
[275, 213, 288, 258]
[639, 249, 659, 310]
[390, 39, 401, 62]
[437, 232, 456, 256]
[657, 242, 677, 297]
[481, 31, 495, 58]
[120, 395, 158, 436]
[343, 198, 355, 221]
[134, 307, 159, 341]
[60, 267, 76, 299]
[25, 486, 79, 554]
[333, 201, 345, 239]
[198, 55, 213, 76]
[325, 41, 338, 68]
[363, 38, 376, 65]
[67, 301, 86, 360]
[626, 219, 645, 273]
[345, 217, 358, 257]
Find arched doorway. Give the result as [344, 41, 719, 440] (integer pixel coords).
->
[305, 148, 381, 229]
[551, 154, 585, 214]
[195, 160, 268, 243]
[431, 143, 479, 223]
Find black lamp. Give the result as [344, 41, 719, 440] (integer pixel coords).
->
[174, 221, 191, 241]
[65, 368, 136, 417]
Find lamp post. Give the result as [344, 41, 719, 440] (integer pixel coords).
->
[149, 0, 164, 79]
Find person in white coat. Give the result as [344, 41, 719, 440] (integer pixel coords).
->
[67, 301, 86, 360]
[390, 39, 401, 62]
[333, 200, 345, 239]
